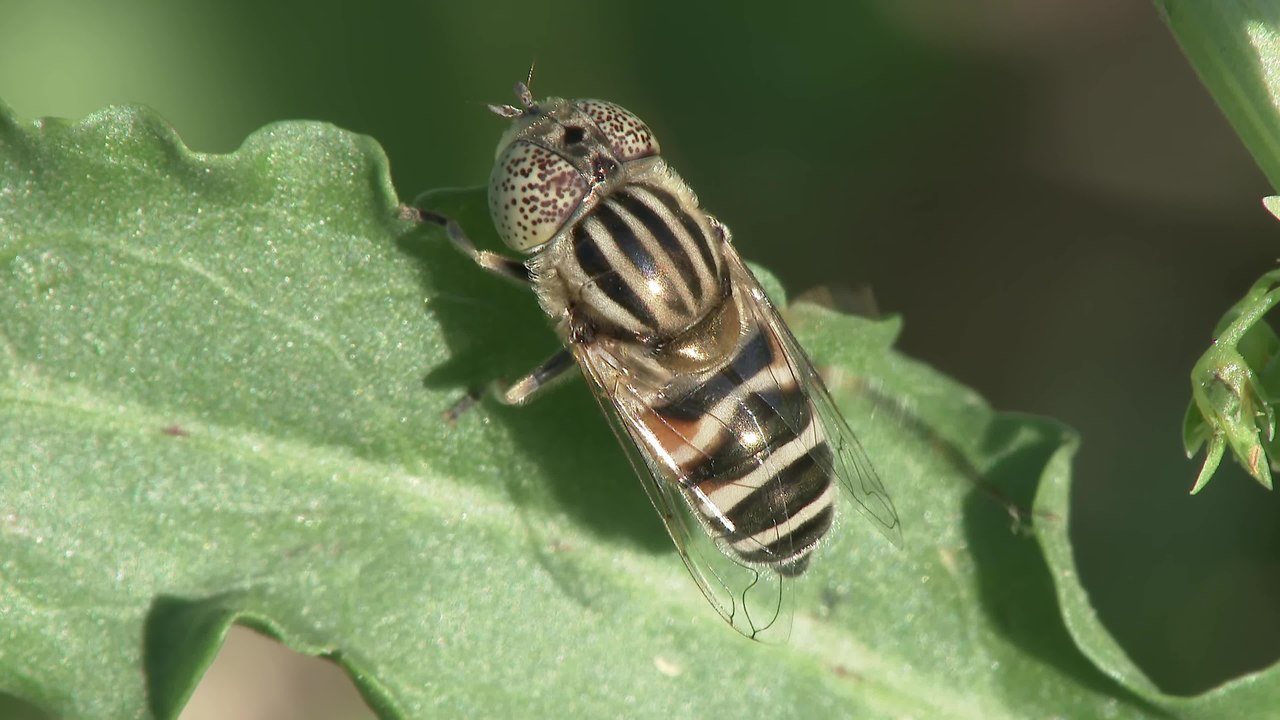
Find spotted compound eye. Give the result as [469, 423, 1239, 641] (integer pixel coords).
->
[489, 140, 590, 251]
[576, 99, 660, 161]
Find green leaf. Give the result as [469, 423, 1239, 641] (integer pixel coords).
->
[1038, 437, 1280, 718]
[1157, 1, 1280, 190]
[1, 101, 1277, 719]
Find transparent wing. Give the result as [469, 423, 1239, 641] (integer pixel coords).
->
[571, 341, 794, 643]
[722, 247, 903, 548]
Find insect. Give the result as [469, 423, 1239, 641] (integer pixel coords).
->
[422, 81, 902, 640]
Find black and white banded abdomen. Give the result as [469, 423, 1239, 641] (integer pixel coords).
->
[640, 322, 838, 576]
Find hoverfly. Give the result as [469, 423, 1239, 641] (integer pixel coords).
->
[421, 81, 902, 641]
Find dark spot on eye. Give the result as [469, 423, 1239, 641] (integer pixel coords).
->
[563, 125, 586, 144]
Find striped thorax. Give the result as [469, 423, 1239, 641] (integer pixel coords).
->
[435, 82, 901, 640]
[489, 95, 734, 360]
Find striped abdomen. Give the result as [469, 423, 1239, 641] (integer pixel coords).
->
[555, 181, 726, 341]
[642, 323, 837, 576]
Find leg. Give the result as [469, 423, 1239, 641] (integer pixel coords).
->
[416, 208, 531, 285]
[441, 349, 577, 423]
[498, 349, 576, 405]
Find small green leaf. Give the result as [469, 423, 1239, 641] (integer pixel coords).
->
[2, 101, 1278, 719]
[1265, 195, 1280, 220]
[1183, 269, 1280, 492]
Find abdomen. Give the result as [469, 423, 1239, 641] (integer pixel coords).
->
[640, 318, 838, 576]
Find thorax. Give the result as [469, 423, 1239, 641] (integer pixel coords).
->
[529, 161, 739, 376]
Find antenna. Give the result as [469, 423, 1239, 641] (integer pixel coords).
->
[487, 63, 539, 118]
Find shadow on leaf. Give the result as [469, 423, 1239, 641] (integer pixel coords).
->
[395, 188, 671, 564]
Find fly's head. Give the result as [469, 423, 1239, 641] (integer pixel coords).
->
[488, 81, 661, 252]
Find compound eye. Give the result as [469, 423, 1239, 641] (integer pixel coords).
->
[489, 140, 590, 251]
[576, 99, 660, 160]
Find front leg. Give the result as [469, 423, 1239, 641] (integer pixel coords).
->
[416, 208, 532, 285]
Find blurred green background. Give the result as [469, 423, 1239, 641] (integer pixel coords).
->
[4, 1, 1278, 717]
